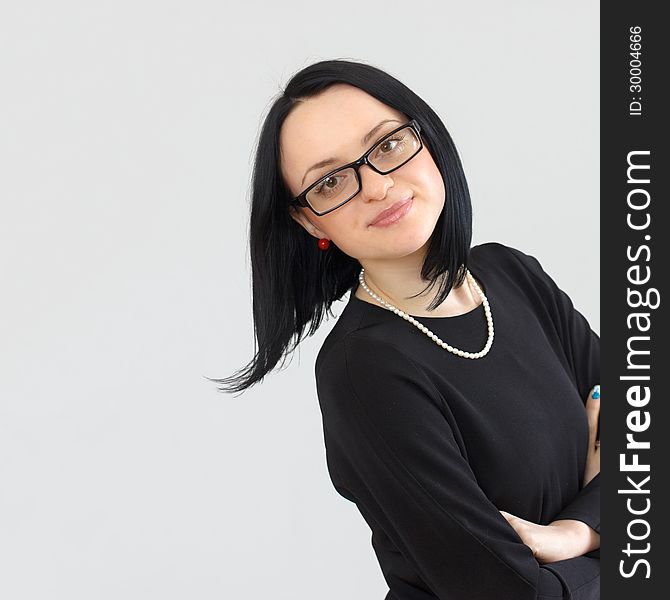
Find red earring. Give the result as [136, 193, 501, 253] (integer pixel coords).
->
[317, 238, 330, 250]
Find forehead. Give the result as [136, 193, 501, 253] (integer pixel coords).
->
[279, 84, 405, 193]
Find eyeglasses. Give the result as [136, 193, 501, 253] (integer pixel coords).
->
[289, 119, 423, 216]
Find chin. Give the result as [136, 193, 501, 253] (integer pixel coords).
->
[374, 228, 432, 259]
[387, 211, 436, 250]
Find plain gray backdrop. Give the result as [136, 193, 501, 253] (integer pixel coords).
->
[0, 2, 599, 598]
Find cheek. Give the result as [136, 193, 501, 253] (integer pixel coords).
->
[414, 152, 446, 205]
[318, 208, 357, 239]
[313, 206, 364, 255]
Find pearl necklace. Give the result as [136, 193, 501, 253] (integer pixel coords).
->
[358, 268, 494, 359]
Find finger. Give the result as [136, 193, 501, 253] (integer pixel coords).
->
[500, 510, 518, 525]
[585, 385, 600, 447]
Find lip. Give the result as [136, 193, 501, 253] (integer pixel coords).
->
[369, 196, 414, 227]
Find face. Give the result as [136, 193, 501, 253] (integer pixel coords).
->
[279, 84, 446, 261]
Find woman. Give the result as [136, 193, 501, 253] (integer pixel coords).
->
[213, 59, 601, 599]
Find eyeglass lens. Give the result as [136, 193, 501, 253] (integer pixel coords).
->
[305, 125, 421, 214]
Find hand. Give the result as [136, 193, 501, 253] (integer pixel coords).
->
[582, 385, 600, 488]
[499, 511, 591, 563]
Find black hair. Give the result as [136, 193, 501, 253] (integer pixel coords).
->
[208, 58, 473, 395]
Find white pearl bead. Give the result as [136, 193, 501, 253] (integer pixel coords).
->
[359, 267, 494, 359]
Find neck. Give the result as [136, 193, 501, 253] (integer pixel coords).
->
[356, 242, 481, 318]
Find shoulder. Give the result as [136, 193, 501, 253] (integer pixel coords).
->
[316, 332, 435, 391]
[315, 332, 442, 426]
[471, 241, 543, 272]
[471, 241, 555, 289]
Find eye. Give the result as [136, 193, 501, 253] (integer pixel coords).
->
[313, 174, 343, 195]
[374, 133, 407, 157]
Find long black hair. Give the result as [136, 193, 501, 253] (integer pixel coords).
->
[209, 58, 473, 395]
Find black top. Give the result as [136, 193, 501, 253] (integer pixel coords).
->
[315, 242, 600, 600]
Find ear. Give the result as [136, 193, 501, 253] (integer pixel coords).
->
[288, 205, 329, 240]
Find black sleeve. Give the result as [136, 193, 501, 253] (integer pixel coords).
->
[504, 245, 600, 537]
[317, 336, 600, 600]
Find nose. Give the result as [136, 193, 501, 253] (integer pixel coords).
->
[358, 165, 394, 203]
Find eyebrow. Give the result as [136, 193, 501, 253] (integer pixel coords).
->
[300, 118, 403, 188]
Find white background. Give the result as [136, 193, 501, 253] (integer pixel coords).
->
[0, 1, 599, 598]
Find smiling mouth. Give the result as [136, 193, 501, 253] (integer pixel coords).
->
[369, 197, 414, 227]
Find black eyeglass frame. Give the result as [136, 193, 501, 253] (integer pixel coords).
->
[289, 119, 423, 216]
